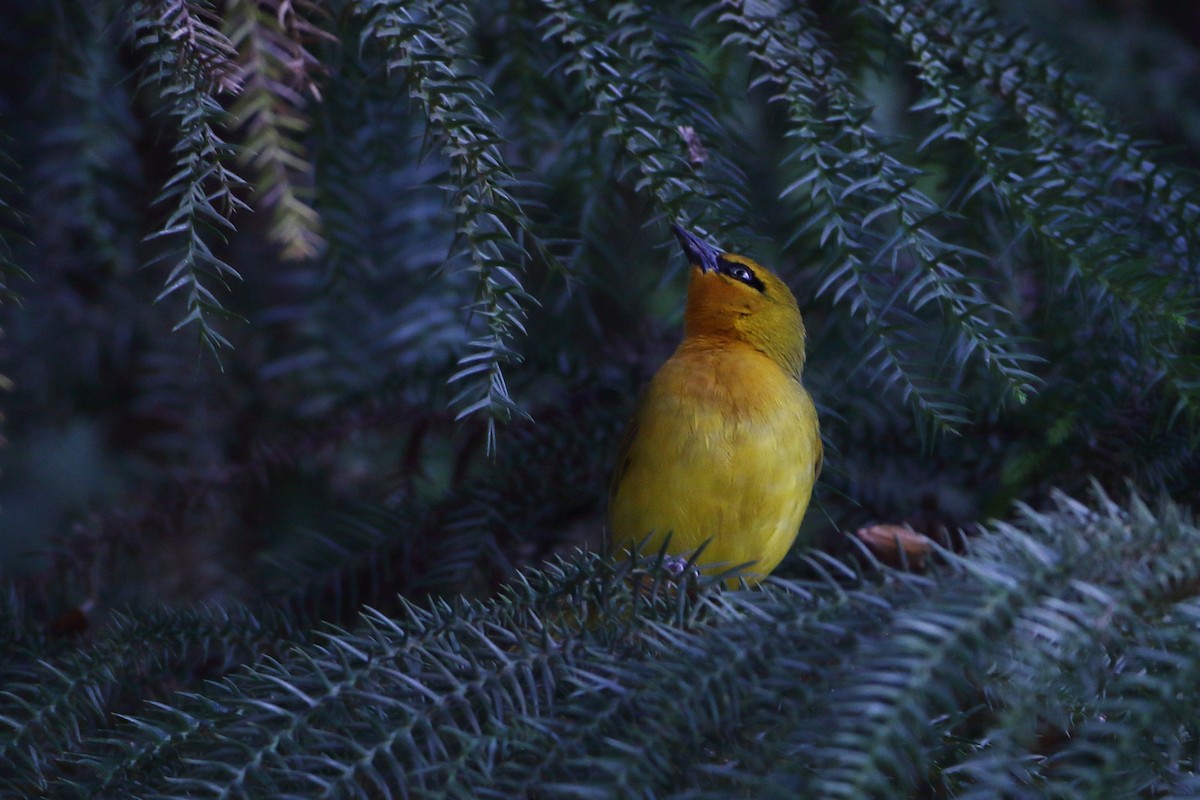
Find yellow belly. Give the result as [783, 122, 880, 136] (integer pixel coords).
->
[609, 344, 821, 583]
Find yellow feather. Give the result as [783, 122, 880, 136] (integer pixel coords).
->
[609, 226, 822, 583]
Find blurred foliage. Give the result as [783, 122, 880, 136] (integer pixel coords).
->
[1, 0, 1200, 793]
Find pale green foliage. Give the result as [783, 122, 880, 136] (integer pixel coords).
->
[225, 0, 327, 260]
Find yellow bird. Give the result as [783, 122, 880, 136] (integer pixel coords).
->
[609, 224, 822, 583]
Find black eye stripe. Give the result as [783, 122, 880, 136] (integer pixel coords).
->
[717, 256, 766, 292]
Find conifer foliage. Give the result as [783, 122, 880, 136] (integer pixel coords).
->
[2, 0, 1200, 795]
[5, 492, 1200, 796]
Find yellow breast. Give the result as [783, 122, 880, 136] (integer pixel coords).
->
[609, 339, 821, 582]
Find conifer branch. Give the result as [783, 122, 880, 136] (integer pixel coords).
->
[36, 2, 142, 275]
[874, 0, 1200, 413]
[890, 0, 1200, 278]
[723, 0, 1038, 430]
[945, 493, 1200, 795]
[131, 0, 250, 359]
[540, 0, 752, 244]
[0, 605, 291, 796]
[225, 0, 328, 261]
[8, 493, 1200, 796]
[360, 0, 558, 452]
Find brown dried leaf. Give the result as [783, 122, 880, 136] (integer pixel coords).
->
[854, 524, 934, 570]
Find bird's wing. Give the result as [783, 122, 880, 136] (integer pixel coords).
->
[608, 409, 641, 508]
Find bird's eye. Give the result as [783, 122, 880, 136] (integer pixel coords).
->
[726, 264, 761, 288]
[717, 256, 766, 291]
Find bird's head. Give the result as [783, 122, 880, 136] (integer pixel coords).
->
[671, 224, 808, 379]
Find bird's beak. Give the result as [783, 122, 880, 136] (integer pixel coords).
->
[671, 223, 722, 274]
